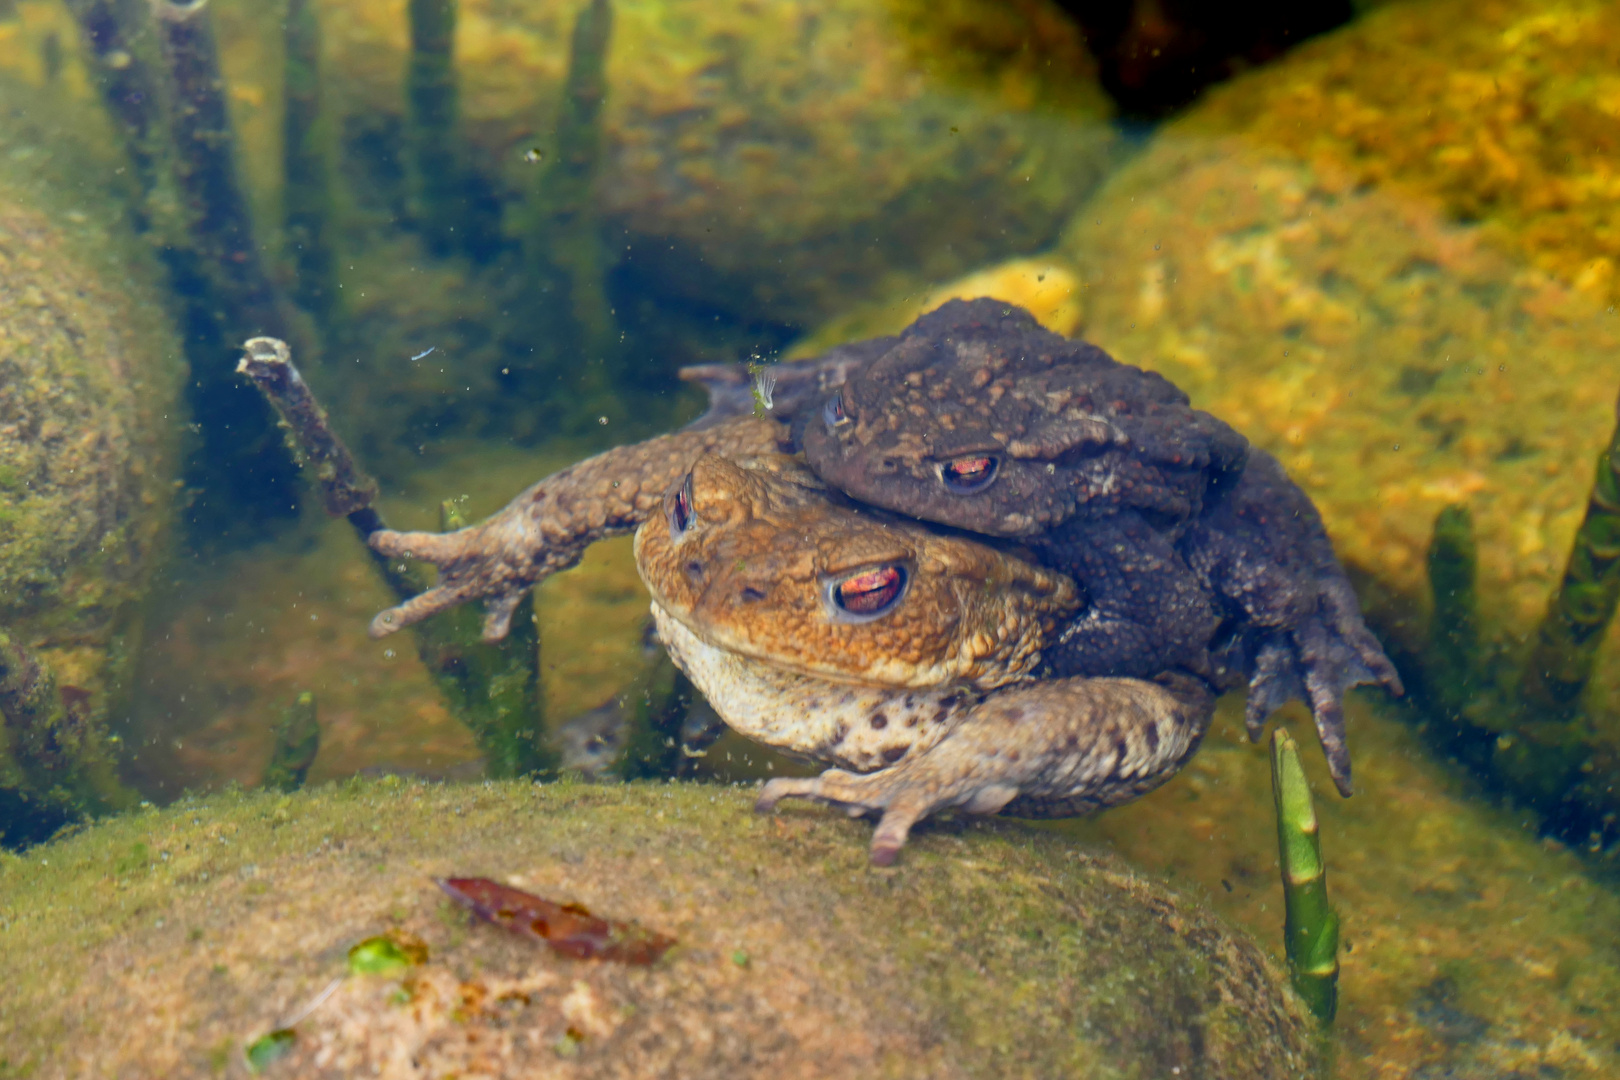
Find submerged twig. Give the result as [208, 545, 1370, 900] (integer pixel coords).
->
[1270, 728, 1339, 1024]
[237, 338, 554, 779]
[237, 339, 378, 518]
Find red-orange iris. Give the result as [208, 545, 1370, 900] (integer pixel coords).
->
[836, 567, 904, 615]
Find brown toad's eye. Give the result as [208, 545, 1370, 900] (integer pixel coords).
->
[827, 565, 908, 622]
[666, 473, 695, 539]
[823, 391, 850, 428]
[939, 454, 1000, 493]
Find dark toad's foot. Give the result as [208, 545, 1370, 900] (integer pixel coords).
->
[757, 673, 1214, 865]
[1188, 449, 1402, 796]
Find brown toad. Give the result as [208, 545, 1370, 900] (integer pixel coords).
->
[633, 453, 1215, 865]
[366, 300, 1395, 798]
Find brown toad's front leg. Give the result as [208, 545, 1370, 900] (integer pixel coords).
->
[368, 416, 788, 640]
[757, 672, 1215, 865]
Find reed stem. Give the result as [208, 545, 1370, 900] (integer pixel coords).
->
[283, 0, 341, 326]
[407, 0, 463, 256]
[1522, 390, 1620, 710]
[263, 692, 320, 792]
[1271, 727, 1340, 1024]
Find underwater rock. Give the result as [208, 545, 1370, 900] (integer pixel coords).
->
[786, 255, 1086, 359]
[1040, 0, 1620, 720]
[0, 75, 184, 842]
[0, 780, 1317, 1077]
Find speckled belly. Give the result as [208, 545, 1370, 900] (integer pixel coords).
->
[651, 604, 978, 773]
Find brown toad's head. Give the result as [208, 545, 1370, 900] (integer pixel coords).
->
[634, 453, 1081, 690]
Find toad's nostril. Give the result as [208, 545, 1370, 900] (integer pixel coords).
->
[739, 586, 766, 602]
[686, 560, 705, 580]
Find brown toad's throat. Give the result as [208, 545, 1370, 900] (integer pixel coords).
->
[650, 603, 979, 772]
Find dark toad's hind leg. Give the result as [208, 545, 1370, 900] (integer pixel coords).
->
[1037, 511, 1222, 679]
[1183, 449, 1402, 797]
[368, 416, 788, 640]
[757, 673, 1214, 866]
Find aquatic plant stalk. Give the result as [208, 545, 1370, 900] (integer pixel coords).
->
[263, 691, 320, 792]
[63, 0, 169, 226]
[237, 338, 553, 779]
[523, 0, 616, 389]
[0, 631, 134, 846]
[152, 0, 289, 340]
[283, 0, 341, 326]
[1425, 503, 1479, 715]
[138, 0, 307, 538]
[407, 0, 464, 256]
[1522, 389, 1620, 710]
[1270, 727, 1339, 1024]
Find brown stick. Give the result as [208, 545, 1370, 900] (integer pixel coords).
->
[236, 338, 378, 518]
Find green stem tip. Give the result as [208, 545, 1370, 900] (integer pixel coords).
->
[1271, 727, 1340, 1025]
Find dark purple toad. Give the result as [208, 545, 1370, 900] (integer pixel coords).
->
[797, 299, 1401, 795]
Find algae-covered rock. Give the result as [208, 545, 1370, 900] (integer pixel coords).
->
[0, 781, 1316, 1077]
[1020, 0, 1620, 721]
[0, 75, 184, 840]
[215, 0, 1116, 326]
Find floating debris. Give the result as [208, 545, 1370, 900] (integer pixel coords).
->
[244, 1028, 296, 1073]
[347, 934, 424, 977]
[746, 360, 777, 415]
[437, 877, 675, 964]
[523, 146, 545, 163]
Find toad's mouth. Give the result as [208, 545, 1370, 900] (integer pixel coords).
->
[649, 603, 975, 773]
[642, 587, 964, 690]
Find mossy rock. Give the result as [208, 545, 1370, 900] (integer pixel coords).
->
[0, 781, 1316, 1077]
[0, 75, 184, 837]
[1002, 0, 1620, 721]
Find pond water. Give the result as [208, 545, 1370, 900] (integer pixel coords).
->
[2, 0, 1619, 1076]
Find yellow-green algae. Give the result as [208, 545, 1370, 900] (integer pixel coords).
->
[0, 72, 184, 825]
[0, 781, 1314, 1078]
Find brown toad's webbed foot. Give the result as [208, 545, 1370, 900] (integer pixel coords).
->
[368, 416, 788, 640]
[757, 673, 1214, 865]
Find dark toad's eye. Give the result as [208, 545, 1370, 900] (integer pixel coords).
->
[823, 391, 850, 429]
[825, 565, 908, 622]
[938, 454, 1000, 494]
[665, 472, 695, 540]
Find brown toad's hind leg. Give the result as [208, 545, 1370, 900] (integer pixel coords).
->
[757, 673, 1215, 866]
[368, 416, 788, 640]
